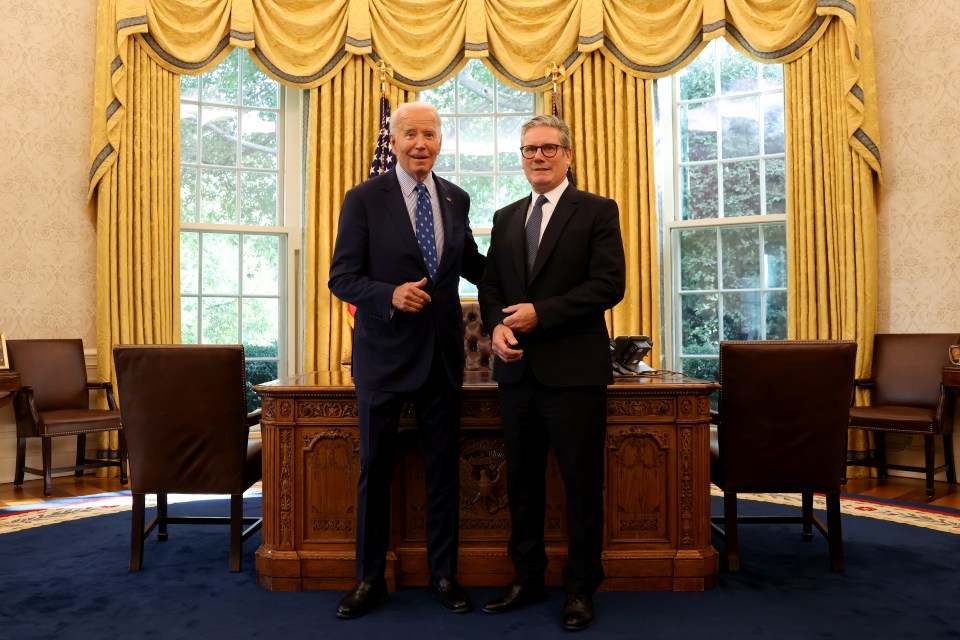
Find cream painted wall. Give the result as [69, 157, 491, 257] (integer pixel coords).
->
[0, 0, 957, 485]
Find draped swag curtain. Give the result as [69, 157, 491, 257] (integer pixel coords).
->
[88, 0, 881, 465]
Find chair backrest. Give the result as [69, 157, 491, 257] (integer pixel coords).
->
[113, 344, 250, 495]
[715, 340, 857, 493]
[463, 302, 492, 371]
[6, 339, 89, 411]
[870, 333, 959, 409]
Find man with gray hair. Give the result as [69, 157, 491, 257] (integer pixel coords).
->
[478, 114, 626, 631]
[329, 101, 486, 619]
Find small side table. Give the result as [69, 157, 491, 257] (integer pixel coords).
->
[942, 366, 960, 389]
[0, 371, 21, 409]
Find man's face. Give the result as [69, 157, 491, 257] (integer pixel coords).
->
[521, 125, 572, 194]
[390, 106, 441, 182]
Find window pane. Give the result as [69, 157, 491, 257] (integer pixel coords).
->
[180, 231, 200, 294]
[680, 293, 719, 354]
[180, 166, 197, 223]
[679, 228, 718, 290]
[497, 174, 530, 210]
[245, 359, 278, 411]
[458, 64, 495, 113]
[722, 291, 761, 341]
[421, 83, 455, 113]
[762, 63, 783, 90]
[459, 175, 495, 229]
[436, 117, 457, 173]
[497, 81, 533, 113]
[680, 164, 719, 220]
[202, 297, 239, 343]
[722, 160, 760, 217]
[765, 291, 788, 339]
[241, 53, 279, 108]
[721, 226, 760, 289]
[764, 224, 787, 288]
[242, 235, 280, 295]
[199, 169, 238, 224]
[680, 103, 718, 162]
[240, 172, 278, 226]
[201, 106, 239, 166]
[459, 117, 495, 172]
[678, 45, 715, 101]
[682, 357, 718, 382]
[720, 42, 758, 94]
[241, 110, 278, 169]
[497, 116, 525, 171]
[201, 50, 240, 105]
[180, 73, 199, 101]
[202, 233, 240, 295]
[181, 296, 198, 344]
[765, 158, 786, 215]
[242, 297, 279, 352]
[720, 96, 759, 159]
[180, 103, 198, 163]
[762, 93, 785, 154]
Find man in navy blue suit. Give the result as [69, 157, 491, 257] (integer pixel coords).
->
[478, 114, 626, 631]
[328, 101, 486, 619]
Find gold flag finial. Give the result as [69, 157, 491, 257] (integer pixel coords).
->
[546, 62, 564, 94]
[377, 60, 391, 95]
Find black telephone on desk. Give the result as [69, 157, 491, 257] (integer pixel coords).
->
[610, 335, 654, 375]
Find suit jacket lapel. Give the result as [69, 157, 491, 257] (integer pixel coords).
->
[509, 195, 532, 286]
[529, 185, 576, 283]
[380, 169, 425, 270]
[434, 175, 457, 280]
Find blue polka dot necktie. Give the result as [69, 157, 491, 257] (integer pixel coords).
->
[526, 194, 548, 274]
[414, 182, 439, 280]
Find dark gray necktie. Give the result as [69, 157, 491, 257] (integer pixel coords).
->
[525, 194, 548, 274]
[414, 182, 439, 279]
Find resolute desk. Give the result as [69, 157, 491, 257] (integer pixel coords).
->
[254, 370, 719, 592]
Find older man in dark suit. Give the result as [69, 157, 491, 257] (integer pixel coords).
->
[328, 101, 485, 619]
[478, 114, 626, 631]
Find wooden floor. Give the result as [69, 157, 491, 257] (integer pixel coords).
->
[1, 473, 958, 511]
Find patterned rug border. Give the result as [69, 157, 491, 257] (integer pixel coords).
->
[2, 485, 957, 536]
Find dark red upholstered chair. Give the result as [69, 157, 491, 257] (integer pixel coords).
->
[6, 338, 128, 497]
[113, 344, 263, 572]
[463, 302, 492, 372]
[847, 333, 959, 497]
[710, 340, 857, 572]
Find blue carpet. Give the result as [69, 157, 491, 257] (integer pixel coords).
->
[1, 496, 959, 639]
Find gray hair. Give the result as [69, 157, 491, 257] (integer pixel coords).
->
[390, 101, 442, 136]
[521, 114, 571, 149]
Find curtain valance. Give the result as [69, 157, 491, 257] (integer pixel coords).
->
[90, 0, 880, 195]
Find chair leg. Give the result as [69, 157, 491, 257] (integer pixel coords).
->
[723, 492, 741, 572]
[157, 494, 169, 541]
[875, 432, 888, 478]
[41, 438, 53, 497]
[130, 493, 146, 571]
[118, 430, 129, 486]
[14, 437, 26, 486]
[75, 434, 86, 477]
[801, 492, 814, 541]
[825, 492, 844, 572]
[924, 435, 936, 497]
[943, 432, 957, 485]
[230, 494, 243, 573]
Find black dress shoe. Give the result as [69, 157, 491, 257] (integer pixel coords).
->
[562, 593, 595, 631]
[428, 577, 473, 613]
[336, 579, 388, 619]
[482, 581, 548, 614]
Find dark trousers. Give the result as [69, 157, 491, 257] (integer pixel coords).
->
[354, 351, 461, 582]
[498, 376, 607, 595]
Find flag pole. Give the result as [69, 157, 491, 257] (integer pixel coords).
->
[546, 62, 574, 187]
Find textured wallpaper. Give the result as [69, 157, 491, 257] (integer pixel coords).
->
[0, 1, 98, 345]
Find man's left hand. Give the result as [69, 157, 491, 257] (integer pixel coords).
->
[501, 303, 539, 334]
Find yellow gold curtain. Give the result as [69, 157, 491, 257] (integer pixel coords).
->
[303, 59, 415, 372]
[92, 37, 180, 474]
[559, 54, 659, 362]
[784, 21, 879, 475]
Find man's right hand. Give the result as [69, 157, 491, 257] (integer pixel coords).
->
[492, 323, 523, 363]
[392, 278, 432, 313]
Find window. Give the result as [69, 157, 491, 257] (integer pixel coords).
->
[421, 60, 536, 296]
[180, 49, 300, 410]
[657, 39, 787, 382]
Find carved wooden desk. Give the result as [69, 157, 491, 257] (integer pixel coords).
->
[254, 370, 719, 592]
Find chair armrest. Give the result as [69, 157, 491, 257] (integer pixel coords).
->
[709, 409, 720, 425]
[87, 380, 118, 410]
[13, 385, 41, 426]
[246, 408, 262, 428]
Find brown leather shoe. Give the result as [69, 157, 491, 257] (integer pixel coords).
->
[562, 593, 595, 631]
[428, 576, 473, 613]
[336, 579, 388, 619]
[482, 581, 548, 614]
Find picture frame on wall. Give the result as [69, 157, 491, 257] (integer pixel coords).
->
[0, 332, 8, 370]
